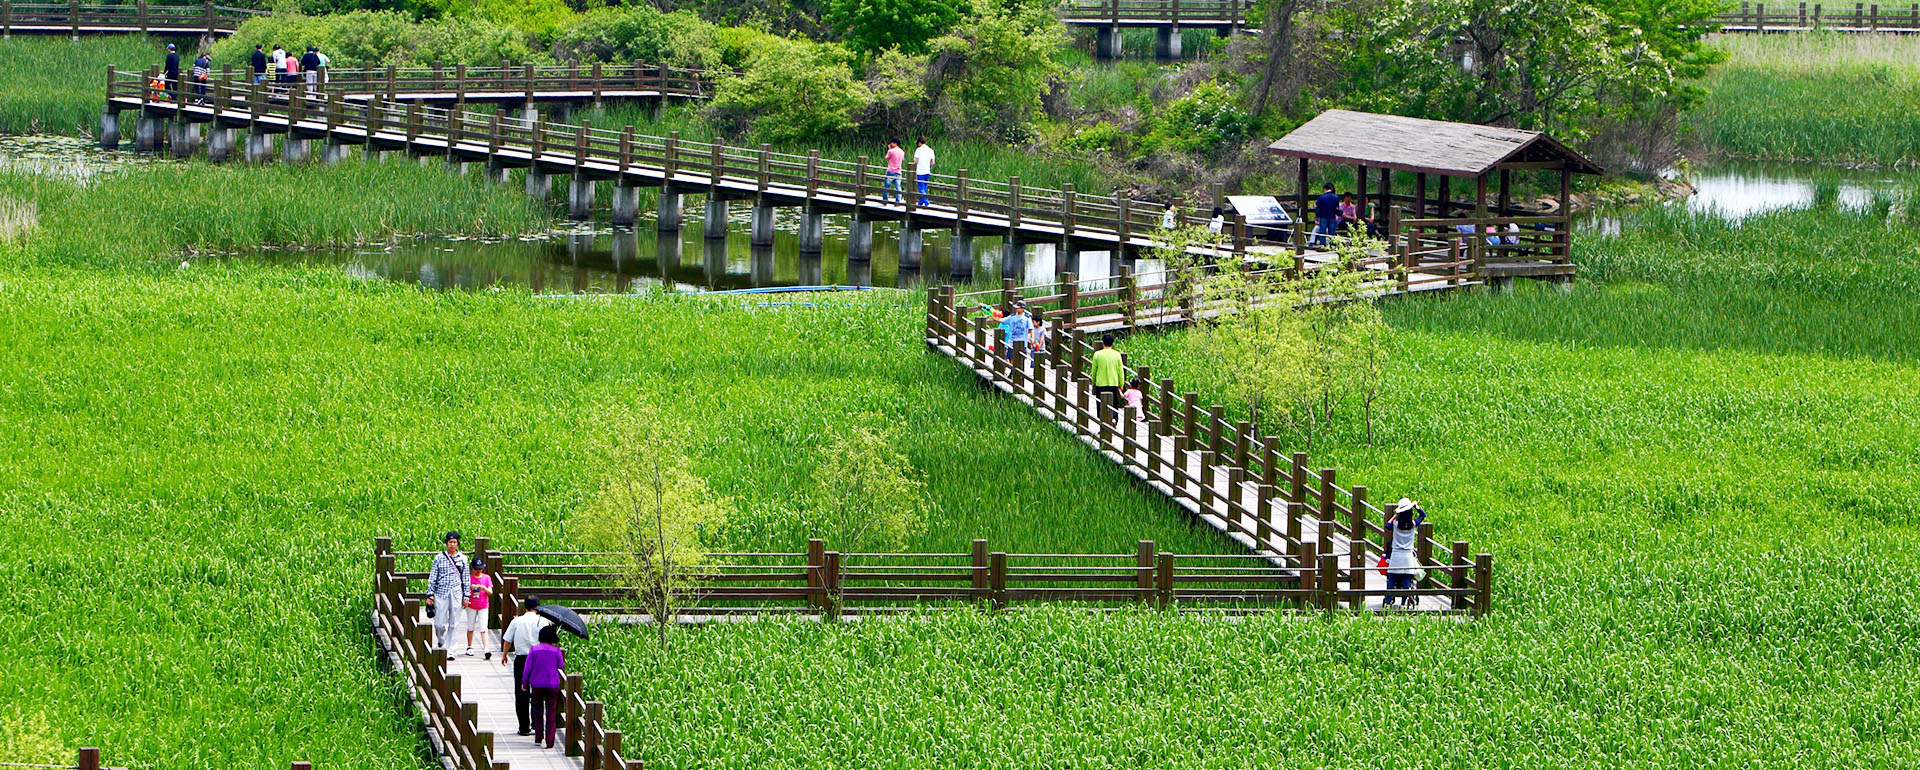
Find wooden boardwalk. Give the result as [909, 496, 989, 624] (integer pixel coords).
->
[0, 1, 260, 37]
[431, 618, 581, 770]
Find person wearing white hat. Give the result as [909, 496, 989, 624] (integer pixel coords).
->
[1382, 498, 1426, 607]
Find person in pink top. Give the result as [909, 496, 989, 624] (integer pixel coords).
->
[882, 139, 905, 203]
[463, 556, 494, 659]
[523, 625, 567, 749]
[1122, 378, 1145, 422]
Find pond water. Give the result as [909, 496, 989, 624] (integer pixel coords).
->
[1681, 161, 1910, 220]
[255, 220, 1134, 294]
[0, 134, 157, 182]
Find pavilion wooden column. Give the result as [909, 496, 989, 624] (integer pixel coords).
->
[1438, 176, 1451, 217]
[1294, 157, 1309, 255]
[1497, 168, 1511, 216]
[1356, 164, 1368, 216]
[1414, 173, 1427, 219]
[1379, 165, 1394, 242]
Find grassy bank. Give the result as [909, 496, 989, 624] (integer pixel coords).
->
[1690, 33, 1920, 165]
[0, 160, 1236, 766]
[0, 36, 179, 136]
[570, 195, 1920, 768]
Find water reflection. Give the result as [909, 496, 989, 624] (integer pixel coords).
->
[0, 135, 156, 182]
[1683, 162, 1906, 220]
[254, 220, 1142, 294]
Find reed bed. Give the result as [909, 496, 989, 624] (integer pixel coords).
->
[1691, 33, 1920, 165]
[0, 35, 176, 136]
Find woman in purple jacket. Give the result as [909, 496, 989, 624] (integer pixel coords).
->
[523, 624, 566, 749]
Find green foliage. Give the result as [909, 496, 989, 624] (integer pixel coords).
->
[429, 0, 576, 43]
[0, 708, 64, 765]
[574, 406, 732, 641]
[211, 11, 536, 68]
[715, 26, 782, 70]
[923, 0, 1065, 136]
[0, 36, 172, 136]
[1134, 81, 1250, 159]
[808, 422, 928, 553]
[710, 39, 871, 144]
[826, 0, 968, 55]
[1054, 121, 1128, 158]
[550, 6, 724, 70]
[1690, 34, 1920, 165]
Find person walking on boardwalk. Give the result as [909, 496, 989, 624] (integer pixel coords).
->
[190, 51, 211, 105]
[998, 303, 1033, 364]
[462, 555, 494, 658]
[425, 531, 470, 652]
[1161, 202, 1179, 230]
[251, 44, 268, 84]
[1382, 498, 1426, 608]
[883, 139, 905, 203]
[1122, 378, 1145, 422]
[913, 138, 935, 207]
[300, 46, 321, 94]
[163, 44, 181, 101]
[1208, 206, 1226, 236]
[1311, 184, 1339, 247]
[523, 625, 567, 749]
[1090, 333, 1124, 405]
[501, 596, 551, 736]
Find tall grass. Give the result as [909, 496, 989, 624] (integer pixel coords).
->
[1691, 33, 1920, 165]
[0, 35, 182, 136]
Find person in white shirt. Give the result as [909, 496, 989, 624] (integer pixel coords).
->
[501, 596, 552, 736]
[1208, 206, 1226, 235]
[913, 138, 935, 206]
[1161, 203, 1178, 229]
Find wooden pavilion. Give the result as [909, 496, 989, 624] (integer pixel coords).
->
[1266, 110, 1602, 284]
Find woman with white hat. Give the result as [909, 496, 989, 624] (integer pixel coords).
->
[1383, 498, 1426, 607]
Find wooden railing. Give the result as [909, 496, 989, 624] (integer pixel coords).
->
[0, 0, 262, 35]
[923, 286, 1492, 613]
[1714, 1, 1920, 30]
[307, 62, 718, 103]
[372, 539, 508, 770]
[105, 68, 1257, 257]
[1056, 0, 1252, 25]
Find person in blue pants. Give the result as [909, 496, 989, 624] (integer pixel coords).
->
[1310, 183, 1340, 248]
[913, 138, 935, 207]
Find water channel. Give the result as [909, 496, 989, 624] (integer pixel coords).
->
[5, 136, 1911, 294]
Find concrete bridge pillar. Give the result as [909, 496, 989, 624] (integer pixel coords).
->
[950, 229, 975, 280]
[526, 168, 552, 202]
[568, 175, 596, 220]
[611, 184, 640, 226]
[1095, 26, 1123, 59]
[483, 160, 512, 185]
[365, 147, 388, 163]
[1059, 243, 1084, 277]
[749, 200, 777, 246]
[1000, 238, 1027, 280]
[99, 110, 121, 150]
[798, 206, 825, 254]
[321, 140, 351, 166]
[244, 130, 272, 164]
[168, 120, 200, 159]
[703, 196, 729, 240]
[847, 213, 875, 261]
[282, 137, 310, 164]
[206, 128, 234, 162]
[133, 115, 165, 152]
[657, 190, 684, 231]
[900, 223, 924, 270]
[1156, 26, 1183, 60]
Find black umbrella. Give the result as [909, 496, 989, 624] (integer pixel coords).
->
[535, 603, 590, 640]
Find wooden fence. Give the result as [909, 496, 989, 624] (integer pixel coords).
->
[301, 62, 718, 105]
[1715, 1, 1920, 31]
[924, 282, 1493, 612]
[0, 0, 261, 36]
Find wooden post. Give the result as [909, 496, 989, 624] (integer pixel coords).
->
[1349, 485, 1367, 567]
[1009, 175, 1023, 228]
[1117, 195, 1132, 246]
[823, 550, 842, 619]
[855, 154, 869, 203]
[1294, 157, 1309, 255]
[806, 538, 825, 610]
[1135, 540, 1155, 596]
[956, 168, 970, 217]
[1120, 265, 1137, 326]
[806, 149, 820, 199]
[1316, 468, 1336, 522]
[78, 748, 101, 770]
[1155, 552, 1175, 608]
[989, 551, 1008, 610]
[1319, 551, 1340, 611]
[971, 538, 989, 601]
[1474, 553, 1493, 616]
[1450, 540, 1470, 612]
[1063, 183, 1077, 238]
[1233, 420, 1251, 467]
[1497, 167, 1511, 216]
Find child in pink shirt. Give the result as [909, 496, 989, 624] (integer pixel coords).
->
[1122, 378, 1144, 421]
[463, 558, 494, 658]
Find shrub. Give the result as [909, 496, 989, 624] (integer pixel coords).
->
[923, 0, 1065, 136]
[550, 6, 725, 70]
[1055, 121, 1129, 158]
[1135, 81, 1251, 159]
[710, 39, 871, 144]
[826, 0, 969, 55]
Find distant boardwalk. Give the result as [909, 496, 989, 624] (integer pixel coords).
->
[0, 1, 262, 37]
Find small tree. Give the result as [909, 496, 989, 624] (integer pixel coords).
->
[573, 407, 730, 646]
[809, 422, 928, 554]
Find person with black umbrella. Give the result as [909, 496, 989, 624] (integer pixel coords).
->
[500, 595, 549, 736]
[524, 624, 567, 749]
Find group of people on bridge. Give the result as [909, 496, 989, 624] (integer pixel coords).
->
[424, 531, 570, 749]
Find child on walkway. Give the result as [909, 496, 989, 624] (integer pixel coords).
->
[1122, 378, 1145, 422]
[463, 556, 493, 658]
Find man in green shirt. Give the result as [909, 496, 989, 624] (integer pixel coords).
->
[1090, 333, 1124, 404]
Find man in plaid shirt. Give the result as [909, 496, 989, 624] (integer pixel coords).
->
[426, 531, 470, 652]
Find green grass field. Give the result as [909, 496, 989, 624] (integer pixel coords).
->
[0, 160, 1233, 767]
[1691, 33, 1920, 165]
[571, 197, 1920, 768]
[0, 36, 185, 136]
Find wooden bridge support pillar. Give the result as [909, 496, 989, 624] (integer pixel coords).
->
[99, 109, 121, 150]
[702, 196, 729, 240]
[206, 127, 234, 162]
[611, 183, 641, 226]
[243, 130, 272, 164]
[1155, 26, 1183, 60]
[656, 190, 683, 231]
[567, 175, 596, 220]
[950, 229, 976, 280]
[282, 136, 309, 164]
[798, 205, 826, 254]
[999, 238, 1026, 280]
[749, 200, 777, 247]
[133, 115, 165, 152]
[848, 213, 875, 261]
[320, 140, 350, 166]
[1095, 26, 1123, 59]
[900, 222, 925, 269]
[525, 168, 552, 202]
[168, 120, 200, 159]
